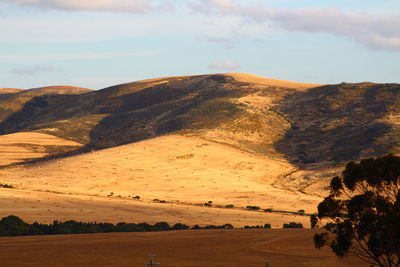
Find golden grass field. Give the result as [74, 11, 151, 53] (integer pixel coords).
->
[0, 132, 82, 167]
[0, 133, 323, 227]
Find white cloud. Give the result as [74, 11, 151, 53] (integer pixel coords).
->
[209, 59, 240, 70]
[2, 0, 172, 13]
[10, 65, 56, 75]
[191, 0, 400, 51]
[1, 50, 160, 63]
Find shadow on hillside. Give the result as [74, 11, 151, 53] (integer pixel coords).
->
[274, 83, 398, 169]
[0, 75, 246, 167]
[85, 75, 245, 149]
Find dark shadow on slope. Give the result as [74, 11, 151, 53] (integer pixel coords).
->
[85, 75, 246, 149]
[274, 82, 400, 169]
[0, 75, 247, 166]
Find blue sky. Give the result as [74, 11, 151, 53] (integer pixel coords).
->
[1, 0, 399, 89]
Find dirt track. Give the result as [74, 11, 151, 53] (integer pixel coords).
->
[0, 229, 364, 267]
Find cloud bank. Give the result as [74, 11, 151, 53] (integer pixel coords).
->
[191, 0, 400, 51]
[3, 0, 171, 13]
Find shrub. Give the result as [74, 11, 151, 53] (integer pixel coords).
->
[0, 183, 14, 189]
[225, 204, 234, 208]
[264, 223, 271, 229]
[246, 206, 261, 211]
[283, 222, 303, 228]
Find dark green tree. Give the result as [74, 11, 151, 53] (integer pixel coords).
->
[314, 154, 400, 267]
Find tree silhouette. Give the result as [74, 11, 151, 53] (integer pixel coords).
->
[313, 154, 400, 267]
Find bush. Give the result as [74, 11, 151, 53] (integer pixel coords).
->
[225, 204, 234, 208]
[264, 223, 271, 229]
[283, 222, 303, 228]
[263, 208, 273, 213]
[246, 206, 261, 211]
[0, 183, 14, 189]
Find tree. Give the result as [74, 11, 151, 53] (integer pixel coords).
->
[313, 154, 400, 267]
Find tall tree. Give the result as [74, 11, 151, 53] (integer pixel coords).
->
[313, 154, 400, 267]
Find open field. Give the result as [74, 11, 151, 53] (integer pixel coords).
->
[0, 229, 364, 267]
[0, 134, 322, 227]
[0, 188, 312, 228]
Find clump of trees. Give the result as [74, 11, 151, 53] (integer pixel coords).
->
[313, 154, 400, 267]
[0, 216, 191, 236]
[243, 224, 271, 229]
[191, 224, 234, 230]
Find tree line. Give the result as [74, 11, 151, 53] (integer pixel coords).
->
[0, 215, 289, 237]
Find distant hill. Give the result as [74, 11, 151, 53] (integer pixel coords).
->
[0, 88, 25, 94]
[23, 85, 92, 95]
[0, 73, 398, 169]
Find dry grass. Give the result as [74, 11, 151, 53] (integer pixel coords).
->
[0, 134, 321, 227]
[0, 132, 82, 167]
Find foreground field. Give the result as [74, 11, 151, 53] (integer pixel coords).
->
[0, 229, 364, 267]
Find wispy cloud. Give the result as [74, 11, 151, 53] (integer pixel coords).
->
[1, 50, 160, 63]
[190, 0, 400, 51]
[10, 65, 56, 75]
[3, 0, 172, 13]
[209, 59, 240, 70]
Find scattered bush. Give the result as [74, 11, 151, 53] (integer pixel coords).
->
[133, 196, 140, 200]
[225, 204, 234, 208]
[283, 222, 303, 229]
[263, 208, 273, 213]
[153, 199, 166, 203]
[246, 206, 261, 211]
[0, 183, 14, 189]
[204, 202, 212, 207]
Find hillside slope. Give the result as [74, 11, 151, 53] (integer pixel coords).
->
[0, 73, 399, 225]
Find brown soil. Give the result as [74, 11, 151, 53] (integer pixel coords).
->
[0, 229, 364, 267]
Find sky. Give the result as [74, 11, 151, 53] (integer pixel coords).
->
[1, 0, 399, 89]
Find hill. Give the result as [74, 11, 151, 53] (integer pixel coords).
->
[0, 73, 398, 225]
[0, 88, 24, 94]
[22, 85, 92, 95]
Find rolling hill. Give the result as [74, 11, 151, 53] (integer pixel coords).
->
[0, 73, 398, 226]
